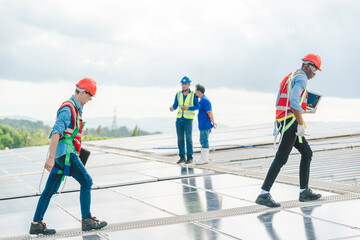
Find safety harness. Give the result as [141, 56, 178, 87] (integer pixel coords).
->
[51, 99, 83, 181]
[273, 72, 308, 147]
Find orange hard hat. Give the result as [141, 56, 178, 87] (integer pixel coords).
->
[76, 78, 97, 96]
[302, 53, 322, 71]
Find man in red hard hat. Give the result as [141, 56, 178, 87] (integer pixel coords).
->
[30, 78, 107, 235]
[255, 54, 322, 208]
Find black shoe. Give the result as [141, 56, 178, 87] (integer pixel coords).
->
[177, 158, 186, 164]
[82, 216, 107, 231]
[29, 221, 56, 235]
[255, 193, 281, 208]
[299, 188, 322, 202]
[185, 157, 193, 164]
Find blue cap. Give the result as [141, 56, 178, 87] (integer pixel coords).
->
[181, 76, 191, 84]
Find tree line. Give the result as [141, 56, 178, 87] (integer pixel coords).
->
[0, 118, 159, 150]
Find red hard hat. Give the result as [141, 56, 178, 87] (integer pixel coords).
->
[76, 78, 97, 96]
[302, 53, 322, 71]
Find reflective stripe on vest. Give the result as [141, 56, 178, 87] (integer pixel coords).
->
[275, 72, 308, 120]
[177, 91, 195, 119]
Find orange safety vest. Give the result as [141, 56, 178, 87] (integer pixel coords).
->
[58, 99, 83, 154]
[51, 99, 84, 179]
[275, 72, 308, 120]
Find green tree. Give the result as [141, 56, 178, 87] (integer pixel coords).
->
[0, 119, 159, 149]
[0, 124, 23, 149]
[131, 125, 141, 137]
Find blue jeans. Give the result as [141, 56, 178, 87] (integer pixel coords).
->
[176, 118, 193, 159]
[33, 153, 93, 222]
[200, 129, 211, 148]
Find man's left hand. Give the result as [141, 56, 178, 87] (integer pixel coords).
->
[296, 124, 305, 136]
[181, 106, 189, 110]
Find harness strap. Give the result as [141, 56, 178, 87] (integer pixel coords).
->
[274, 72, 308, 148]
[51, 166, 64, 175]
[283, 117, 296, 133]
[278, 86, 308, 135]
[56, 100, 81, 181]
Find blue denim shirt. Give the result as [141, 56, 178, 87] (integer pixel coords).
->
[50, 95, 83, 158]
[275, 69, 308, 112]
[172, 89, 199, 119]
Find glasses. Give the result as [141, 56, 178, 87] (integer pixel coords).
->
[85, 91, 93, 97]
[308, 64, 318, 74]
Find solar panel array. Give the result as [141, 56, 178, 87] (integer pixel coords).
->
[0, 122, 359, 239]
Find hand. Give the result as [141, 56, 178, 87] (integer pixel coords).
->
[213, 122, 217, 129]
[296, 124, 305, 136]
[306, 108, 317, 114]
[181, 106, 189, 110]
[169, 106, 174, 112]
[44, 156, 55, 172]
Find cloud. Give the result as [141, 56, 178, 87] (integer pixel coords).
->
[0, 0, 359, 98]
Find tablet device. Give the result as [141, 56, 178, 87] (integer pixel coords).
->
[306, 91, 322, 113]
[79, 148, 91, 166]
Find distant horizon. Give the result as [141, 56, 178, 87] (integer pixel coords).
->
[2, 114, 359, 136]
[1, 79, 359, 134]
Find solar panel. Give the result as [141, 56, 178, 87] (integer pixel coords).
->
[0, 122, 359, 239]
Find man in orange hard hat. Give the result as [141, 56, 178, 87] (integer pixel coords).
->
[30, 78, 107, 235]
[255, 54, 322, 208]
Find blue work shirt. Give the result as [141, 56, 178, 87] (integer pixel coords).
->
[49, 95, 83, 158]
[172, 89, 199, 119]
[275, 69, 308, 112]
[198, 95, 213, 130]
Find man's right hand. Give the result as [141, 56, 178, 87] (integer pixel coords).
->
[169, 106, 174, 112]
[44, 156, 55, 172]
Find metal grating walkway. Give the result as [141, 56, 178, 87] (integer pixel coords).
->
[4, 193, 360, 240]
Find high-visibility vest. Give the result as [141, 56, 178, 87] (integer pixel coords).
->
[52, 99, 84, 179]
[176, 91, 195, 119]
[275, 72, 308, 120]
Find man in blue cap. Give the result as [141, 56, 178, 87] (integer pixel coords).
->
[170, 76, 199, 164]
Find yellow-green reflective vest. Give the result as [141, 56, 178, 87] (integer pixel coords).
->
[176, 91, 195, 119]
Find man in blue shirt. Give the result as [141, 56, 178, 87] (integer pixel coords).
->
[256, 54, 323, 208]
[194, 84, 216, 165]
[170, 76, 199, 164]
[30, 78, 107, 235]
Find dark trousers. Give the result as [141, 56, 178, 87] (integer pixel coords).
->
[261, 118, 313, 191]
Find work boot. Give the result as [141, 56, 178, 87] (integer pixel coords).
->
[177, 158, 186, 164]
[185, 157, 193, 164]
[255, 193, 281, 208]
[299, 188, 322, 202]
[82, 216, 107, 231]
[195, 149, 209, 165]
[29, 221, 56, 235]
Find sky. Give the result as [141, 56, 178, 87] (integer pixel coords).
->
[0, 0, 359, 128]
